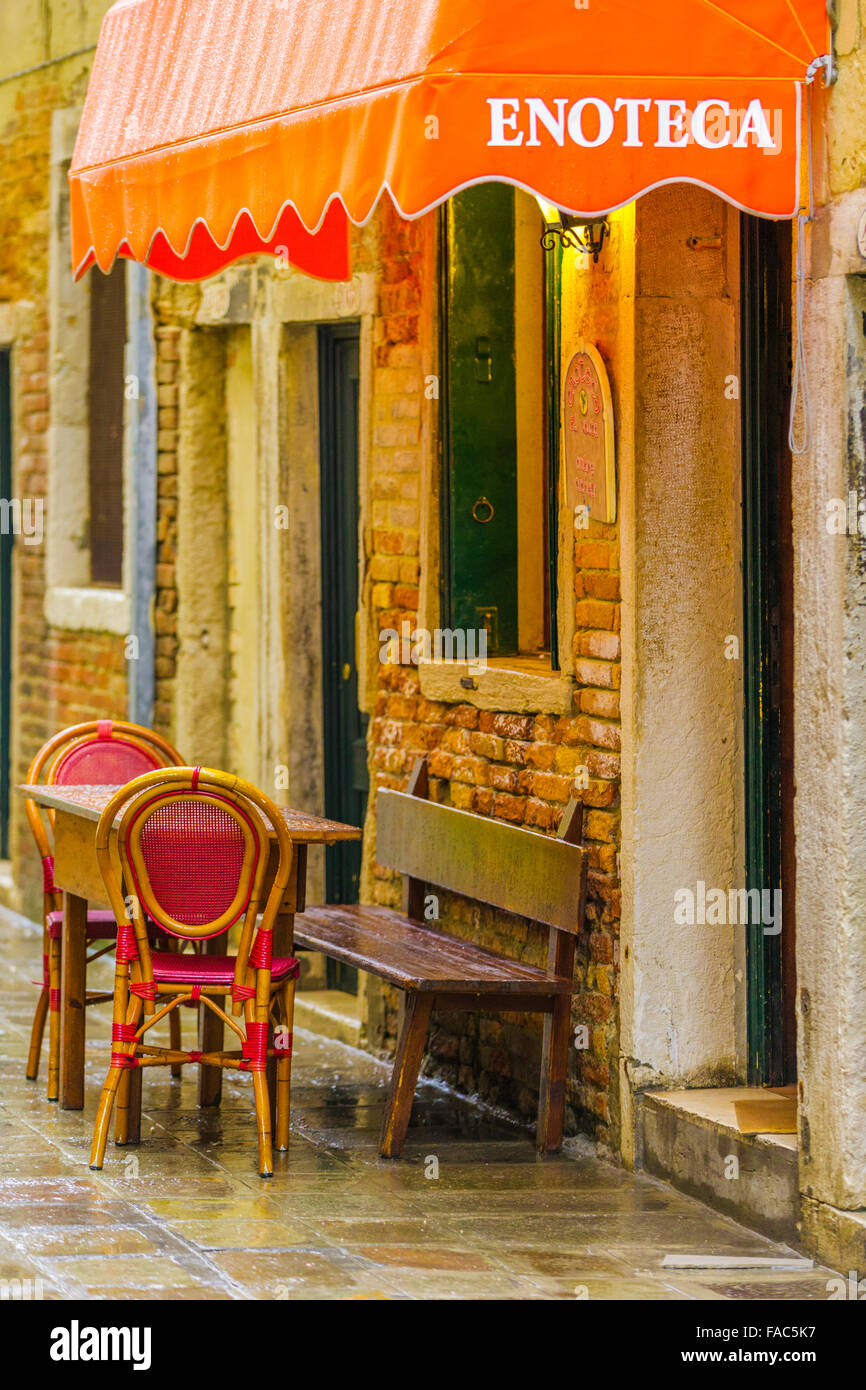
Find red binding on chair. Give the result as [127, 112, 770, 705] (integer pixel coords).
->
[89, 766, 298, 1178]
[23, 720, 186, 1101]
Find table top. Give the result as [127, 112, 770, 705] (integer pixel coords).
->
[18, 784, 363, 845]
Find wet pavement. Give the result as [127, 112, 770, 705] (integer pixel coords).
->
[0, 903, 839, 1300]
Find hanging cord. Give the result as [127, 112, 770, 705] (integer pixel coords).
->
[789, 213, 811, 455]
[788, 68, 823, 456]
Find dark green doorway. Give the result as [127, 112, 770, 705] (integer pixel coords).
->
[0, 349, 12, 861]
[440, 185, 558, 663]
[318, 323, 366, 993]
[740, 214, 796, 1086]
[441, 183, 519, 656]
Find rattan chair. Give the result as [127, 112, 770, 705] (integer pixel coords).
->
[24, 720, 186, 1100]
[89, 766, 298, 1177]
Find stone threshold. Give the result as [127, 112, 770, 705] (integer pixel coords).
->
[638, 1087, 800, 1247]
[293, 988, 363, 1047]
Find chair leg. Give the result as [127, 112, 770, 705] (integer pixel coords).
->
[46, 933, 62, 1102]
[537, 993, 571, 1154]
[26, 988, 49, 1082]
[379, 991, 433, 1159]
[90, 1065, 124, 1170]
[275, 978, 295, 1152]
[252, 1071, 274, 1178]
[115, 1068, 130, 1144]
[115, 1065, 142, 1145]
[127, 1068, 142, 1144]
[198, 1003, 224, 1107]
[169, 1007, 182, 1079]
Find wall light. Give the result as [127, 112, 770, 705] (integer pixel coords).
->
[537, 197, 608, 262]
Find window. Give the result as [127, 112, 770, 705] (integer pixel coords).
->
[46, 109, 132, 636]
[440, 185, 558, 663]
[87, 262, 127, 586]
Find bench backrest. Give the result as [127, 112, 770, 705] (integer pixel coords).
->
[377, 762, 586, 935]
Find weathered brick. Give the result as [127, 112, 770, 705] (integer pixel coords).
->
[574, 541, 612, 569]
[584, 810, 619, 843]
[580, 689, 621, 719]
[528, 771, 573, 803]
[444, 704, 480, 729]
[493, 793, 526, 823]
[479, 711, 534, 740]
[469, 731, 504, 760]
[524, 742, 556, 770]
[574, 599, 616, 630]
[586, 749, 621, 779]
[583, 571, 621, 602]
[574, 657, 619, 690]
[489, 765, 519, 793]
[577, 717, 621, 752]
[524, 799, 562, 831]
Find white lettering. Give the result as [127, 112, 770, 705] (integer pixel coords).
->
[655, 99, 689, 148]
[567, 97, 614, 148]
[614, 97, 651, 147]
[733, 99, 775, 150]
[487, 98, 524, 147]
[526, 98, 568, 147]
[486, 95, 778, 155]
[692, 99, 731, 149]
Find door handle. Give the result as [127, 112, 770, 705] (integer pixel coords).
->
[472, 495, 495, 524]
[474, 336, 492, 383]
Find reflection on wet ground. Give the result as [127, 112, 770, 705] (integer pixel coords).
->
[0, 904, 837, 1300]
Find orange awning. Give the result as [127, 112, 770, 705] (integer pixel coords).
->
[69, 0, 830, 283]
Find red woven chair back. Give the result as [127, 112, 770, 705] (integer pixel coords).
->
[52, 737, 162, 785]
[24, 721, 186, 898]
[116, 773, 276, 944]
[136, 795, 250, 932]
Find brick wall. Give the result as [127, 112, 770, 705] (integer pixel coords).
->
[367, 201, 424, 651]
[366, 543, 622, 1146]
[152, 322, 180, 742]
[1, 72, 130, 918]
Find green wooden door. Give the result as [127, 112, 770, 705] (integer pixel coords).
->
[0, 350, 11, 860]
[740, 215, 796, 1085]
[319, 323, 366, 992]
[442, 185, 519, 655]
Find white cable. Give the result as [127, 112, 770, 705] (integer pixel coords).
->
[788, 212, 812, 455]
[788, 76, 817, 456]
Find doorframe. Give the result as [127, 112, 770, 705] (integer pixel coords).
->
[318, 321, 366, 908]
[740, 213, 796, 1086]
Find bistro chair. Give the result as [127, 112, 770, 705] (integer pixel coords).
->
[24, 719, 186, 1100]
[89, 766, 298, 1178]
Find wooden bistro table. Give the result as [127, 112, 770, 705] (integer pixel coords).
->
[19, 783, 361, 1111]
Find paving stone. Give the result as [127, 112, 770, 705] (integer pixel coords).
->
[0, 902, 842, 1301]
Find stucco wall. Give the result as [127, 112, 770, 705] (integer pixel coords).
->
[620, 187, 745, 1158]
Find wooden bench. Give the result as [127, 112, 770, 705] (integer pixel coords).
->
[293, 757, 587, 1158]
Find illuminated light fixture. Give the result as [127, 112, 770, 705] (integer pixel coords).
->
[537, 197, 608, 262]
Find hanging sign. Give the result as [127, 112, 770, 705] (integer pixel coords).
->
[563, 343, 616, 524]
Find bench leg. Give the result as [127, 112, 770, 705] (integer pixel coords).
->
[537, 993, 571, 1154]
[380, 992, 433, 1159]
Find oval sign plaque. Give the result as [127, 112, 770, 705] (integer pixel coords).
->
[563, 344, 616, 524]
